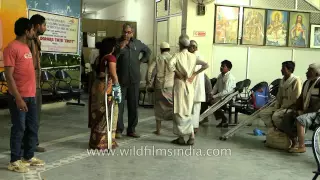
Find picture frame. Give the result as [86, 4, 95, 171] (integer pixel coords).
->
[288, 11, 310, 48]
[241, 7, 266, 46]
[214, 5, 240, 44]
[310, 24, 320, 48]
[265, 9, 289, 47]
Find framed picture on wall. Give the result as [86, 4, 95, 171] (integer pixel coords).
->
[288, 11, 310, 48]
[241, 8, 266, 45]
[265, 10, 289, 47]
[310, 24, 320, 48]
[214, 5, 240, 44]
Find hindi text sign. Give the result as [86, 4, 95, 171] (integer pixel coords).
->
[29, 10, 79, 54]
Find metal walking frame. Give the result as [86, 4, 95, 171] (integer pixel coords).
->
[199, 81, 245, 122]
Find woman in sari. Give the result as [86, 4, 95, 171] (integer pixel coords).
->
[88, 37, 122, 149]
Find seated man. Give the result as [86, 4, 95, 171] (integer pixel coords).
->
[208, 60, 236, 128]
[280, 63, 320, 153]
[260, 61, 302, 128]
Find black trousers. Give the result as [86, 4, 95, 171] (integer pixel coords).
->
[117, 83, 139, 134]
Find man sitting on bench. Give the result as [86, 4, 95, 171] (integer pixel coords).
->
[260, 61, 302, 128]
[206, 60, 236, 128]
[280, 63, 320, 153]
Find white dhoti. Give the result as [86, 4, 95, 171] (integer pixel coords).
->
[192, 102, 201, 128]
[173, 114, 194, 136]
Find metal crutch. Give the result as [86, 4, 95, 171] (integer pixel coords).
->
[105, 72, 115, 150]
[219, 99, 276, 141]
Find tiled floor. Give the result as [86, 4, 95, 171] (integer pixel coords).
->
[0, 99, 316, 180]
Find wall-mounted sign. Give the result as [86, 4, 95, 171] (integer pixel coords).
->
[97, 31, 106, 37]
[193, 31, 206, 37]
[28, 10, 80, 54]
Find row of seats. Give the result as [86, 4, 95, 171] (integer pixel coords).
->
[220, 78, 282, 124]
[0, 70, 81, 102]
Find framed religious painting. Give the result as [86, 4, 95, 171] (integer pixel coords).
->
[241, 8, 266, 45]
[310, 24, 320, 48]
[214, 5, 240, 44]
[265, 10, 289, 47]
[288, 11, 310, 48]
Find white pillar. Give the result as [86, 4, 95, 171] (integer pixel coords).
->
[182, 0, 215, 77]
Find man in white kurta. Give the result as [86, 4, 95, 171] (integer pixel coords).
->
[188, 40, 208, 133]
[259, 61, 302, 128]
[168, 35, 207, 145]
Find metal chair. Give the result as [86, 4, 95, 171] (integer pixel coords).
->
[312, 127, 320, 180]
[231, 79, 253, 123]
[55, 70, 84, 106]
[40, 70, 56, 97]
[269, 78, 282, 97]
[211, 78, 217, 88]
[54, 70, 72, 99]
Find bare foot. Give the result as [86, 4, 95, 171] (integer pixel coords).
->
[153, 131, 160, 135]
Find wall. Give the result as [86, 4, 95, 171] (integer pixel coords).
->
[89, 0, 155, 49]
[0, 0, 28, 69]
[183, 0, 215, 78]
[184, 0, 320, 88]
[81, 19, 137, 63]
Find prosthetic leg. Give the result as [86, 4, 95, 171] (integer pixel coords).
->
[219, 99, 276, 141]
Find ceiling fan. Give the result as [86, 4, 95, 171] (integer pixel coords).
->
[192, 0, 214, 16]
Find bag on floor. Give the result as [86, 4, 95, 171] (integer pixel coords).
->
[265, 128, 291, 150]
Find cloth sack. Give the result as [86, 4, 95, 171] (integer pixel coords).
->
[265, 128, 291, 150]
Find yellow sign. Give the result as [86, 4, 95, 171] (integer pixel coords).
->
[0, 0, 28, 71]
[28, 10, 79, 54]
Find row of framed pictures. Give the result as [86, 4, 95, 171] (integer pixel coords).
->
[214, 5, 320, 48]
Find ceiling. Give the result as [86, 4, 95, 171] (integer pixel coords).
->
[83, 0, 121, 13]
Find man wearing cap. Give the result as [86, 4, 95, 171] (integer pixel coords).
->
[114, 23, 151, 138]
[188, 40, 209, 134]
[168, 35, 207, 145]
[280, 63, 320, 153]
[147, 42, 174, 135]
